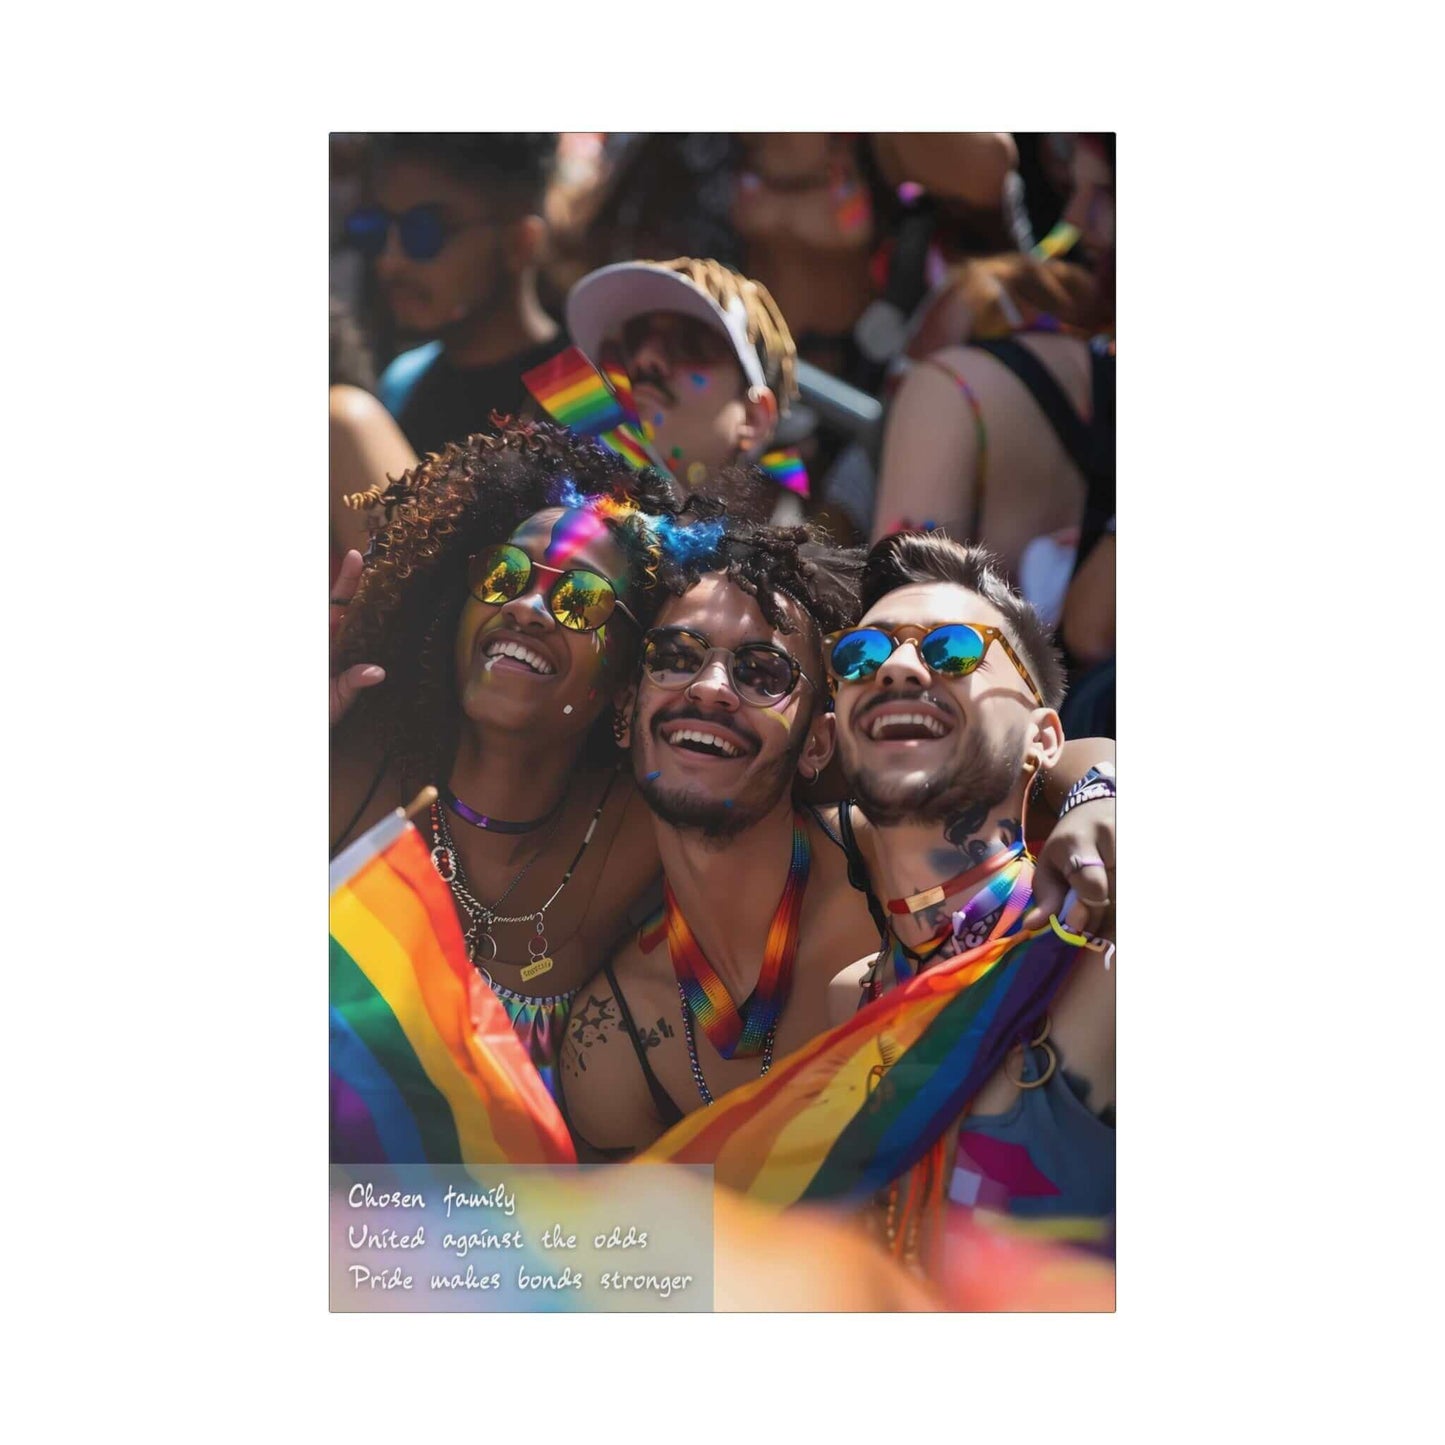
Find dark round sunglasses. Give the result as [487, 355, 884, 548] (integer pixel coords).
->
[824, 622, 1043, 706]
[344, 204, 494, 262]
[467, 544, 638, 634]
[642, 627, 814, 708]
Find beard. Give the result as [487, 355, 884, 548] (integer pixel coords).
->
[843, 719, 1029, 828]
[635, 709, 810, 845]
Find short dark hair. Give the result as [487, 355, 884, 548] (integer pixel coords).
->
[859, 531, 1066, 709]
[371, 133, 557, 214]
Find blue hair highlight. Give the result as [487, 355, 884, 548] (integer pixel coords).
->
[652, 513, 725, 564]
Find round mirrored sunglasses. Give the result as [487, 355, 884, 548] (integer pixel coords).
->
[467, 544, 638, 634]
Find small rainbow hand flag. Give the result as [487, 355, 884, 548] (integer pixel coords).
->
[523, 346, 627, 437]
[760, 448, 809, 498]
[598, 423, 652, 471]
[640, 925, 1085, 1206]
[525, 346, 661, 472]
[329, 809, 576, 1167]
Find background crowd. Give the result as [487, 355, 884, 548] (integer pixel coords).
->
[328, 131, 1116, 742]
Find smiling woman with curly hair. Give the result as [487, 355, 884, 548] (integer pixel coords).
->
[330, 419, 723, 1100]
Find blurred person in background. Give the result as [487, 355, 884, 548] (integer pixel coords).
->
[346, 133, 561, 457]
[566, 256, 803, 525]
[329, 296, 417, 584]
[870, 136, 1115, 721]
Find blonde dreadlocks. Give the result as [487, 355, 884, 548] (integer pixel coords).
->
[643, 257, 799, 410]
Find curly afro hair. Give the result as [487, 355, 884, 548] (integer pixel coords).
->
[335, 418, 722, 789]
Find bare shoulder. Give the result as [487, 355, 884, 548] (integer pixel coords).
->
[559, 940, 663, 1155]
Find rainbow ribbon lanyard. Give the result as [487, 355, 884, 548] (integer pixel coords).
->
[667, 816, 811, 1059]
[889, 844, 1032, 984]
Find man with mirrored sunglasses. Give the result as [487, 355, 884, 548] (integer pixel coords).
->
[350, 133, 562, 458]
[819, 529, 1116, 1240]
[557, 518, 1117, 1176]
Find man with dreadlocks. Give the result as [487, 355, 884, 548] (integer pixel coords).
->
[556, 517, 873, 1151]
[556, 511, 1117, 1158]
[565, 257, 804, 526]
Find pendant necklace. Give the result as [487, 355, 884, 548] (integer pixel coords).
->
[429, 766, 619, 982]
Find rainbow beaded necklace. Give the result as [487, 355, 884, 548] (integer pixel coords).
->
[666, 815, 811, 1060]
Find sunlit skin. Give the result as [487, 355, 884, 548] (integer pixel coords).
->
[626, 575, 823, 833]
[453, 508, 634, 745]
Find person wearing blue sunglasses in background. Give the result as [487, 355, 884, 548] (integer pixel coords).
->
[348, 134, 563, 458]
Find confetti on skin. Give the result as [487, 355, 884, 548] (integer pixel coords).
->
[723, 799, 734, 809]
[687, 462, 707, 487]
[653, 412, 665, 428]
[671, 446, 684, 460]
[646, 770, 661, 782]
[689, 373, 709, 391]
[759, 707, 791, 735]
[563, 705, 573, 714]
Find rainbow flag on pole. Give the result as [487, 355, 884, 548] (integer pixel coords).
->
[640, 926, 1085, 1206]
[329, 810, 576, 1167]
[524, 346, 664, 473]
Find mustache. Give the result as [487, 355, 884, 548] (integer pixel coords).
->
[630, 368, 676, 406]
[854, 687, 956, 725]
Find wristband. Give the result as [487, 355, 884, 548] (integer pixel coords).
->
[1059, 764, 1116, 820]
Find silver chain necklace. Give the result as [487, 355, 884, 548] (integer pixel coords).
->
[677, 983, 776, 1106]
[429, 767, 619, 983]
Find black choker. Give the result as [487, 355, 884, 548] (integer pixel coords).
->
[440, 784, 565, 834]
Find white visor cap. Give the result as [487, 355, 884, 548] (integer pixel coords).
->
[565, 262, 770, 396]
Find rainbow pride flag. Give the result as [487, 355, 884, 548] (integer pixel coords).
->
[522, 347, 626, 436]
[329, 813, 576, 1167]
[640, 926, 1085, 1206]
[524, 346, 660, 473]
[759, 448, 809, 498]
[598, 423, 653, 471]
